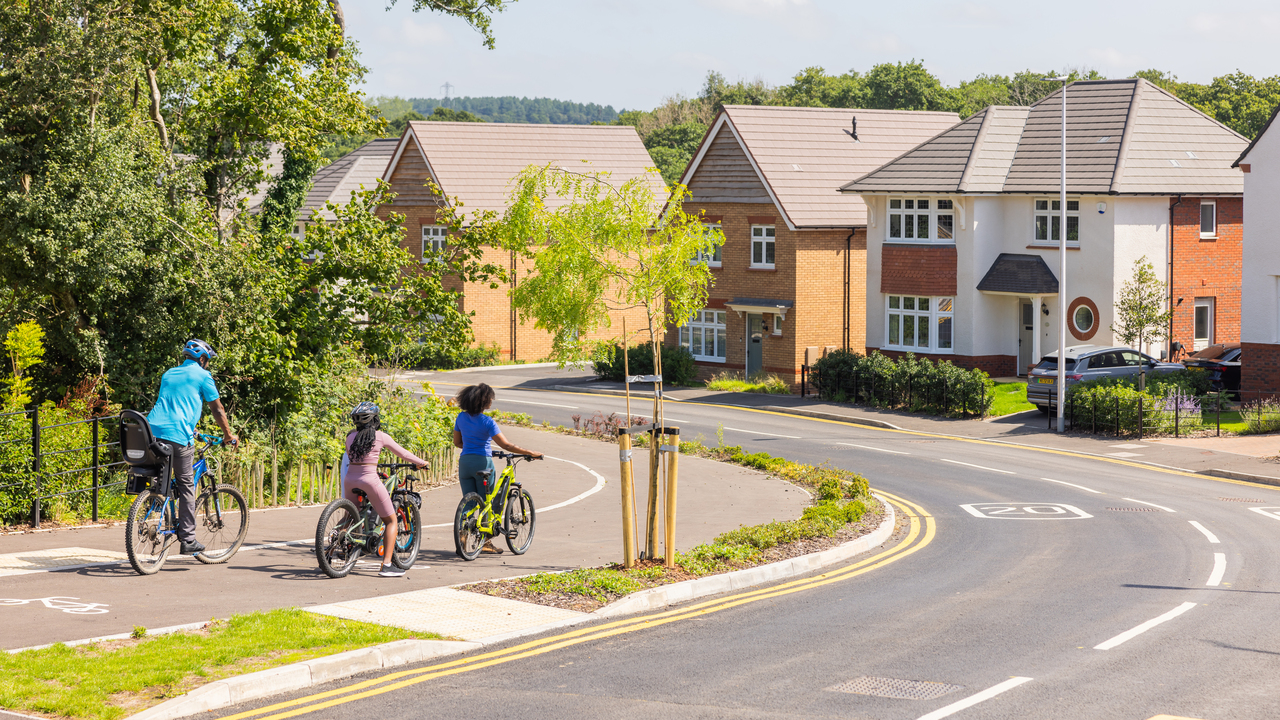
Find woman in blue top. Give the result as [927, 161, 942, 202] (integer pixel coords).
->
[453, 384, 541, 555]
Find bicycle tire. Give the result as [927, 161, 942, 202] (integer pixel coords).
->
[194, 484, 248, 564]
[316, 499, 362, 578]
[391, 498, 421, 570]
[454, 493, 485, 561]
[125, 490, 172, 575]
[504, 488, 536, 555]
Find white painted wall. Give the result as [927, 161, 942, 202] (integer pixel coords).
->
[1112, 197, 1170, 356]
[864, 195, 885, 351]
[1242, 127, 1280, 344]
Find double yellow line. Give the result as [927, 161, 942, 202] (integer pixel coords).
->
[218, 490, 934, 720]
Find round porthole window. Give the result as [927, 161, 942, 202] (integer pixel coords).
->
[1073, 305, 1095, 334]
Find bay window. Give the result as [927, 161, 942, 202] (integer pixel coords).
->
[886, 295, 954, 353]
[680, 310, 727, 361]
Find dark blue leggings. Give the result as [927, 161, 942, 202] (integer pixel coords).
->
[458, 454, 500, 513]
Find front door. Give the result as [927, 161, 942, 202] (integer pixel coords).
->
[1018, 302, 1034, 375]
[1194, 297, 1214, 351]
[746, 313, 764, 377]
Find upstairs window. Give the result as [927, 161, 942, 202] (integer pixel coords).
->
[750, 225, 775, 268]
[692, 224, 723, 266]
[1200, 201, 1217, 238]
[888, 198, 954, 242]
[1034, 199, 1080, 244]
[422, 225, 447, 263]
[679, 310, 727, 361]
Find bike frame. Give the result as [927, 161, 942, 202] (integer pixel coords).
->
[341, 467, 420, 552]
[140, 434, 222, 541]
[465, 458, 521, 535]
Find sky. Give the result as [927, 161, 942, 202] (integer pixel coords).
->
[343, 0, 1280, 111]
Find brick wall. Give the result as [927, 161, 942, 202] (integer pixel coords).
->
[881, 244, 958, 296]
[1242, 342, 1280, 396]
[876, 349, 1016, 378]
[1170, 197, 1242, 352]
[662, 201, 865, 390]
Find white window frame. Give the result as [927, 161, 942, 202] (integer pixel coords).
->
[887, 197, 955, 243]
[1194, 297, 1214, 351]
[1200, 200, 1217, 239]
[692, 223, 723, 267]
[421, 225, 447, 263]
[772, 314, 782, 336]
[884, 295, 954, 354]
[678, 309, 728, 362]
[1072, 305, 1095, 335]
[1032, 198, 1080, 246]
[750, 225, 775, 268]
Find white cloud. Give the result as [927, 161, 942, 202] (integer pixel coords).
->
[1088, 47, 1144, 69]
[1188, 13, 1226, 33]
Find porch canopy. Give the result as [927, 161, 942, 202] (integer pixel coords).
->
[976, 254, 1059, 296]
[725, 298, 794, 318]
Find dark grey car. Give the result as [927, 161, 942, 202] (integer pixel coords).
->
[1026, 345, 1184, 411]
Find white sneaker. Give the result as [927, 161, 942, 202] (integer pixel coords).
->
[378, 565, 405, 577]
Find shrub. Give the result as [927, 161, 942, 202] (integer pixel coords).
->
[395, 342, 501, 371]
[1242, 398, 1280, 435]
[811, 350, 991, 416]
[705, 371, 791, 394]
[594, 342, 697, 385]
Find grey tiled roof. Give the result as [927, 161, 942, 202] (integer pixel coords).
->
[300, 138, 399, 221]
[976, 254, 1059, 294]
[843, 79, 1249, 196]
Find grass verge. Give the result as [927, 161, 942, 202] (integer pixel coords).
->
[703, 371, 791, 394]
[989, 381, 1035, 417]
[0, 609, 441, 720]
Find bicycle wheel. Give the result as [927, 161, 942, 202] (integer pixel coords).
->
[316, 499, 362, 578]
[194, 484, 248, 564]
[391, 498, 421, 570]
[125, 490, 172, 575]
[453, 493, 485, 561]
[504, 489, 536, 555]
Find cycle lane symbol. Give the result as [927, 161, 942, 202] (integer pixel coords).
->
[960, 503, 1092, 520]
[0, 596, 110, 614]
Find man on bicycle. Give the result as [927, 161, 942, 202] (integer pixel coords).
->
[147, 339, 238, 555]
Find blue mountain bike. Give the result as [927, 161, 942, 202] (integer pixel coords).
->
[124, 434, 249, 575]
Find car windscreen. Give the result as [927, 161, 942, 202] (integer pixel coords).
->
[1034, 357, 1077, 371]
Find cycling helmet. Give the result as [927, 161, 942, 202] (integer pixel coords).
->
[183, 339, 217, 363]
[351, 401, 380, 426]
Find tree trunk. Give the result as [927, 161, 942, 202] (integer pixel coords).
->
[327, 0, 345, 61]
[145, 66, 169, 151]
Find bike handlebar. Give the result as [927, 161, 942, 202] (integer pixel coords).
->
[379, 462, 425, 470]
[492, 451, 541, 461]
[197, 433, 236, 447]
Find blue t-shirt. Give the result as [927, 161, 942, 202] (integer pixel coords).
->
[148, 360, 220, 446]
[454, 411, 499, 456]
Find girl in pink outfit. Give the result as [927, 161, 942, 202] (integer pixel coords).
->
[344, 402, 428, 577]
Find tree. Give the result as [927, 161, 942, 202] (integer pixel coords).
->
[1111, 256, 1171, 354]
[701, 71, 779, 113]
[389, 0, 513, 50]
[861, 61, 957, 112]
[426, 107, 486, 123]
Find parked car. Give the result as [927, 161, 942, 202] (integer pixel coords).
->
[1181, 343, 1241, 392]
[1026, 345, 1185, 411]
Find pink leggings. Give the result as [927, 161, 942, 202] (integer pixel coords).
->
[343, 467, 394, 517]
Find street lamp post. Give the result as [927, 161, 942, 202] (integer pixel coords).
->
[1044, 76, 1069, 433]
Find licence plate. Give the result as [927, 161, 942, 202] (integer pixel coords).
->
[1037, 378, 1054, 384]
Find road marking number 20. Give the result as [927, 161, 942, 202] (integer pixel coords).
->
[960, 503, 1092, 520]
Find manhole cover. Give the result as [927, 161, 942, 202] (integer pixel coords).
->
[827, 676, 963, 700]
[1108, 507, 1161, 512]
[1220, 497, 1266, 503]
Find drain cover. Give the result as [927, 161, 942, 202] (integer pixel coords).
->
[1220, 497, 1266, 503]
[1108, 507, 1161, 511]
[827, 676, 963, 700]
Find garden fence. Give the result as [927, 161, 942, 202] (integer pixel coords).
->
[0, 406, 457, 528]
[1045, 389, 1280, 439]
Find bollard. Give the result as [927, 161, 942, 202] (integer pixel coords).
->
[663, 427, 680, 568]
[617, 429, 637, 568]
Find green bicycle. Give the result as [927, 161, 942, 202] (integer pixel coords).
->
[454, 451, 538, 560]
[315, 463, 422, 578]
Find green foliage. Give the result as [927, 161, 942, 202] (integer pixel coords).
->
[393, 342, 502, 371]
[4, 322, 45, 406]
[989, 381, 1036, 417]
[593, 343, 697, 386]
[410, 96, 618, 124]
[1111, 255, 1171, 352]
[426, 107, 486, 123]
[1066, 370, 1217, 436]
[812, 350, 992, 416]
[524, 568, 646, 602]
[1138, 70, 1280, 138]
[1241, 398, 1280, 435]
[704, 371, 791, 394]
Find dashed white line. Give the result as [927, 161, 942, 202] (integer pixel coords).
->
[1122, 498, 1176, 512]
[724, 427, 801, 439]
[915, 676, 1034, 720]
[837, 443, 909, 455]
[1094, 602, 1197, 650]
[1040, 478, 1101, 494]
[1207, 553, 1227, 586]
[941, 459, 1015, 475]
[496, 399, 579, 409]
[1188, 521, 1220, 544]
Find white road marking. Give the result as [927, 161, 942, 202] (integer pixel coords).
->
[915, 676, 1033, 720]
[1040, 478, 1101, 494]
[1207, 553, 1227, 586]
[837, 443, 909, 455]
[1094, 602, 1197, 650]
[1123, 498, 1176, 512]
[497, 399, 579, 409]
[1106, 452, 1143, 458]
[724, 427, 801, 439]
[1248, 507, 1280, 522]
[421, 454, 606, 528]
[941, 459, 1015, 474]
[1188, 521, 1220, 544]
[960, 503, 1092, 520]
[240, 539, 312, 552]
[1110, 443, 1148, 449]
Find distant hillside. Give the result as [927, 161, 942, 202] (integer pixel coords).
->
[410, 97, 618, 125]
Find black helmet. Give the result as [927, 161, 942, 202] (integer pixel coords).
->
[351, 401, 380, 426]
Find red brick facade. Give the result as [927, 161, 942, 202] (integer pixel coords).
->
[1170, 197, 1242, 354]
[881, 244, 958, 296]
[1242, 343, 1280, 396]
[663, 201, 865, 390]
[875, 349, 1016, 378]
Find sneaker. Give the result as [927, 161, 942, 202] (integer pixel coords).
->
[179, 540, 205, 555]
[481, 542, 503, 555]
[378, 565, 405, 577]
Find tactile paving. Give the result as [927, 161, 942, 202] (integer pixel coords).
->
[0, 547, 130, 576]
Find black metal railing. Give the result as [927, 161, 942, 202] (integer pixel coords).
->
[1048, 389, 1277, 439]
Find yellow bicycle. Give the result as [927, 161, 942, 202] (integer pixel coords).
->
[453, 451, 538, 560]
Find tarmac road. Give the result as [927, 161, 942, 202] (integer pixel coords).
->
[211, 369, 1280, 720]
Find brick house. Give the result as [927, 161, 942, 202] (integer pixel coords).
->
[842, 79, 1247, 377]
[1235, 104, 1280, 394]
[664, 106, 959, 386]
[286, 138, 399, 238]
[377, 122, 661, 361]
